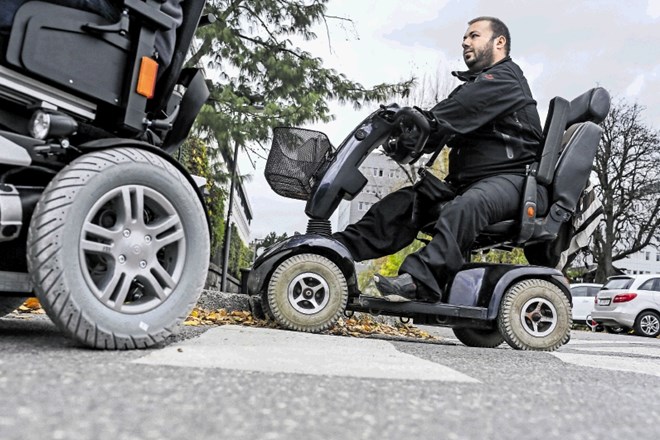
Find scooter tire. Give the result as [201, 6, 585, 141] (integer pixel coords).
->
[267, 253, 347, 332]
[497, 278, 571, 351]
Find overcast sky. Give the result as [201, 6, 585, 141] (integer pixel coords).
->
[242, 0, 660, 240]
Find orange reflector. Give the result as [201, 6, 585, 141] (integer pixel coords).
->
[527, 206, 535, 218]
[136, 56, 158, 98]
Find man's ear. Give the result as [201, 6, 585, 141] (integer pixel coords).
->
[495, 35, 506, 51]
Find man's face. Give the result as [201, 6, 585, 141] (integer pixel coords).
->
[462, 21, 496, 72]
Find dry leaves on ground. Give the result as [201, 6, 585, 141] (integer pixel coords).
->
[185, 307, 438, 341]
[14, 297, 45, 314]
[11, 299, 438, 341]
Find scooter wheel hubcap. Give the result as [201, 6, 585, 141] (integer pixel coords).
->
[519, 297, 558, 337]
[287, 272, 330, 315]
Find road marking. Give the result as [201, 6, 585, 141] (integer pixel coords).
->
[566, 339, 656, 346]
[134, 325, 480, 383]
[568, 346, 660, 358]
[552, 352, 660, 378]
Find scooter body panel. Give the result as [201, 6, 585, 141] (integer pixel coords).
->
[244, 234, 356, 296]
[347, 262, 571, 328]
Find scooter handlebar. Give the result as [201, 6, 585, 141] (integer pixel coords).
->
[389, 106, 432, 163]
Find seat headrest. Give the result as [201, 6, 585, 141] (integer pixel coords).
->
[566, 87, 611, 127]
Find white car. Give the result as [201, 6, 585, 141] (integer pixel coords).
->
[592, 274, 660, 337]
[570, 283, 602, 323]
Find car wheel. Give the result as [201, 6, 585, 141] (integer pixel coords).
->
[633, 311, 660, 338]
[498, 279, 572, 351]
[0, 296, 27, 317]
[27, 148, 210, 349]
[604, 325, 629, 334]
[267, 253, 347, 332]
[452, 327, 504, 348]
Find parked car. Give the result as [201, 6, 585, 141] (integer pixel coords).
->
[592, 275, 660, 337]
[570, 283, 602, 324]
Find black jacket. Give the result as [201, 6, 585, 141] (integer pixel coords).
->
[428, 57, 542, 187]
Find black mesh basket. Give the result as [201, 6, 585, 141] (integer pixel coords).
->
[265, 127, 334, 200]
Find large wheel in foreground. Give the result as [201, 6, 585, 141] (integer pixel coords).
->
[453, 327, 504, 348]
[497, 279, 571, 351]
[267, 253, 347, 332]
[0, 297, 27, 318]
[27, 148, 209, 349]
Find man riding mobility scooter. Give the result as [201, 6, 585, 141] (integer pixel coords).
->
[244, 87, 611, 351]
[0, 0, 212, 348]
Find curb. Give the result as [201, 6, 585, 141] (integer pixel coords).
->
[197, 289, 404, 326]
[196, 289, 252, 312]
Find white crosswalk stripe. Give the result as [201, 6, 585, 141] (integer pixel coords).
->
[552, 339, 660, 377]
[134, 325, 480, 383]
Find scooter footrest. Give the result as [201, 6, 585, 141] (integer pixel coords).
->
[352, 296, 488, 320]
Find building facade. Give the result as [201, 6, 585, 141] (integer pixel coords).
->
[337, 152, 411, 231]
[615, 247, 660, 275]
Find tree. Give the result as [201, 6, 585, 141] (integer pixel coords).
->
[591, 98, 660, 281]
[260, 231, 289, 248]
[189, 0, 413, 161]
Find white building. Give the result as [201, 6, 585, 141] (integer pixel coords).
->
[337, 152, 412, 231]
[615, 247, 660, 275]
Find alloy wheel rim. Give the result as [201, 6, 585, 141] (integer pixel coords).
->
[287, 272, 330, 315]
[520, 297, 558, 337]
[640, 315, 660, 335]
[79, 185, 186, 314]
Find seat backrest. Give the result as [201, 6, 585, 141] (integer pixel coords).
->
[536, 87, 610, 185]
[525, 88, 610, 241]
[5, 0, 205, 135]
[473, 87, 611, 251]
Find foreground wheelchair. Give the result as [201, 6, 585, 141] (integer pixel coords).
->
[244, 87, 610, 351]
[0, 0, 212, 349]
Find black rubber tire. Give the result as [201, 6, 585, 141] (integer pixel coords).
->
[0, 296, 27, 317]
[497, 279, 572, 351]
[453, 327, 505, 348]
[267, 253, 347, 332]
[604, 325, 629, 334]
[27, 148, 209, 349]
[259, 291, 275, 321]
[633, 311, 660, 338]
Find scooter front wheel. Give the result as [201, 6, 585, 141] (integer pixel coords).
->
[267, 253, 347, 332]
[497, 279, 571, 351]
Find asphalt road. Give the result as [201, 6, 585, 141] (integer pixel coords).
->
[1, 314, 659, 440]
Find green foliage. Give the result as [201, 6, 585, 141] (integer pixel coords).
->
[357, 240, 425, 291]
[260, 231, 290, 248]
[471, 248, 528, 265]
[190, 0, 413, 160]
[228, 224, 251, 277]
[178, 136, 228, 258]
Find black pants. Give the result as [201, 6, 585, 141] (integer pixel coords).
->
[334, 174, 546, 295]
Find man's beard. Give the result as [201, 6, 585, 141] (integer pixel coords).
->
[465, 42, 495, 72]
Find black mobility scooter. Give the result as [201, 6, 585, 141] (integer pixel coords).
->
[0, 0, 212, 348]
[244, 87, 611, 351]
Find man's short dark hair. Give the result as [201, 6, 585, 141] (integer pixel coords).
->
[468, 16, 511, 56]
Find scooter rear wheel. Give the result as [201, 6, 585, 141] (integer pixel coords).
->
[497, 279, 571, 351]
[267, 253, 347, 332]
[453, 327, 504, 348]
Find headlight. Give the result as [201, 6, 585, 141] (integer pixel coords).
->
[28, 110, 78, 140]
[29, 111, 50, 140]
